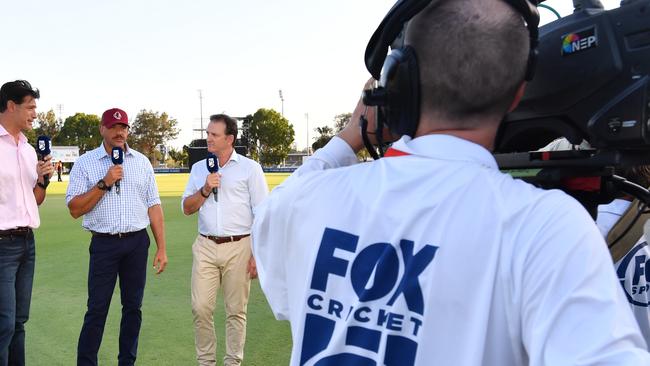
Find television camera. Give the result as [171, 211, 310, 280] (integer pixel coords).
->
[496, 0, 650, 216]
[363, 0, 650, 218]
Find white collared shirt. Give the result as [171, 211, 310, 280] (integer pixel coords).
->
[253, 135, 650, 366]
[598, 199, 650, 349]
[66, 144, 161, 234]
[181, 150, 268, 236]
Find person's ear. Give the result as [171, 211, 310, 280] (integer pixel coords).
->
[6, 100, 16, 112]
[507, 82, 527, 113]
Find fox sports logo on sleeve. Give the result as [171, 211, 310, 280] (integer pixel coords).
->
[300, 228, 438, 366]
[617, 241, 650, 307]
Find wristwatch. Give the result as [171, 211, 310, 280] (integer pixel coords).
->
[200, 187, 210, 198]
[97, 179, 110, 191]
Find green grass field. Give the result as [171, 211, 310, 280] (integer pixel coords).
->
[27, 173, 291, 365]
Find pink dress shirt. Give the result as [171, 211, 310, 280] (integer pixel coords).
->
[0, 123, 39, 229]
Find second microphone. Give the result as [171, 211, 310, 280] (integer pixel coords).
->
[206, 153, 219, 202]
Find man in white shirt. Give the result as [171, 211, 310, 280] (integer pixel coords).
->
[251, 0, 650, 365]
[181, 114, 268, 366]
[596, 165, 650, 349]
[541, 138, 650, 349]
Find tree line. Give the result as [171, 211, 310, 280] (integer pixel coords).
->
[311, 113, 371, 161]
[28, 107, 357, 167]
[250, 109, 370, 165]
[26, 109, 179, 166]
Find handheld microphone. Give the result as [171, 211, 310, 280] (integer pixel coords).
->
[111, 147, 124, 194]
[206, 153, 219, 202]
[36, 136, 51, 186]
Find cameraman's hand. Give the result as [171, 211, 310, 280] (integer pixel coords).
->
[103, 165, 123, 187]
[338, 78, 399, 153]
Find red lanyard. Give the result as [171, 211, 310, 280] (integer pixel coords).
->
[384, 147, 411, 157]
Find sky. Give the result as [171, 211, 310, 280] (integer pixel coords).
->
[1, 0, 622, 150]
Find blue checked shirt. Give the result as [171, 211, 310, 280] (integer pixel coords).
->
[66, 144, 161, 234]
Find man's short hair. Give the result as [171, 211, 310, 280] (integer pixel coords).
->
[209, 114, 238, 145]
[405, 0, 529, 125]
[0, 80, 40, 113]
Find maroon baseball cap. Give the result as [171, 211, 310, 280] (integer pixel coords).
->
[101, 108, 129, 128]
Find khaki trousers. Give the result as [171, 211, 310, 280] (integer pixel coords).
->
[191, 235, 251, 366]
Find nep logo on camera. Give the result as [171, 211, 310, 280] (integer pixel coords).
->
[561, 27, 598, 56]
[616, 241, 650, 307]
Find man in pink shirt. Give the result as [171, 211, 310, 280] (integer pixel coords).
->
[0, 80, 53, 366]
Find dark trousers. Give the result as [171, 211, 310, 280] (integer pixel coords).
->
[0, 232, 35, 366]
[77, 230, 149, 366]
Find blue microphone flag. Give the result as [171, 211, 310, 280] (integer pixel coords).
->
[206, 153, 219, 173]
[206, 153, 219, 202]
[111, 147, 124, 194]
[36, 135, 51, 156]
[36, 135, 52, 186]
[111, 147, 124, 165]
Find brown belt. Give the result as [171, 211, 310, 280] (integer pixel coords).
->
[200, 234, 250, 244]
[0, 227, 32, 237]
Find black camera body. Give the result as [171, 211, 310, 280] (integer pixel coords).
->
[497, 1, 650, 155]
[364, 1, 650, 212]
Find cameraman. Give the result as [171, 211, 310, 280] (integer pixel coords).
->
[252, 0, 650, 365]
[541, 139, 650, 350]
[597, 165, 650, 348]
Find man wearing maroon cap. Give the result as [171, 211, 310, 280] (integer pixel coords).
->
[66, 107, 168, 366]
